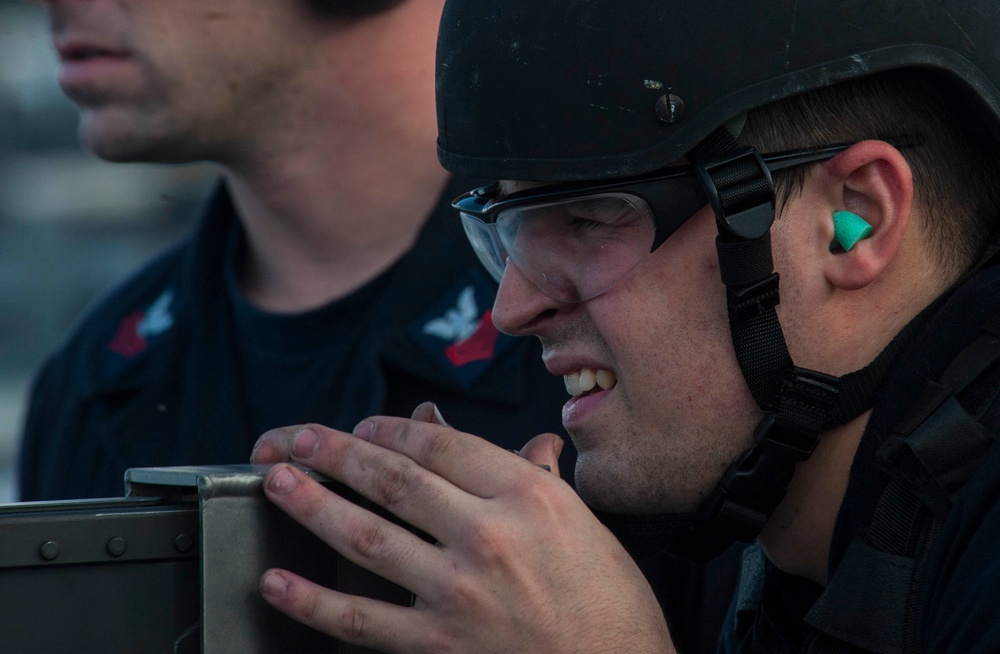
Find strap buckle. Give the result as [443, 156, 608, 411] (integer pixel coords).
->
[695, 147, 776, 241]
[702, 368, 839, 525]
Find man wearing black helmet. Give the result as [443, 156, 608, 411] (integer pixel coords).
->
[24, 0, 748, 647]
[251, 1, 1000, 652]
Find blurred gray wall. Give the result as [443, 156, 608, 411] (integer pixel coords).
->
[0, 0, 215, 501]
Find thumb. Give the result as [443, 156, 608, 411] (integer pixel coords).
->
[518, 432, 564, 478]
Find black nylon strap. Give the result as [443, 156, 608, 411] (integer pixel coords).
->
[826, 319, 919, 428]
[725, 273, 789, 411]
[885, 310, 1000, 496]
[716, 234, 774, 286]
[865, 481, 927, 557]
[715, 234, 793, 411]
[906, 397, 995, 495]
[692, 127, 793, 414]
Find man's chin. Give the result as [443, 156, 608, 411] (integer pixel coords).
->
[80, 118, 148, 162]
[573, 458, 704, 516]
[80, 122, 191, 165]
[574, 470, 653, 515]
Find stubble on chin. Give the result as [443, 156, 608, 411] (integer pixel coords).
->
[79, 109, 199, 165]
[571, 416, 756, 517]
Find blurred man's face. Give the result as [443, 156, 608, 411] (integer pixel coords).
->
[42, 0, 330, 164]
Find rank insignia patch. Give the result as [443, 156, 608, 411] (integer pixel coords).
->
[410, 270, 516, 387]
[108, 289, 175, 358]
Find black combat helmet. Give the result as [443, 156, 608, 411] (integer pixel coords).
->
[435, 0, 1000, 561]
[436, 0, 1000, 181]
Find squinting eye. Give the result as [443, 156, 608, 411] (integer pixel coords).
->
[564, 198, 641, 227]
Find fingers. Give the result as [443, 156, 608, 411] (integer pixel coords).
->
[263, 462, 450, 597]
[252, 400, 450, 465]
[250, 425, 300, 464]
[260, 568, 431, 654]
[255, 416, 563, 523]
[412, 403, 562, 476]
[355, 415, 555, 497]
[517, 433, 564, 478]
[257, 419, 674, 653]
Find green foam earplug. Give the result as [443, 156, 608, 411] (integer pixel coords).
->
[832, 210, 873, 252]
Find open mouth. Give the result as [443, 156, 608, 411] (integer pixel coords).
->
[58, 42, 126, 64]
[69, 48, 104, 61]
[564, 368, 617, 397]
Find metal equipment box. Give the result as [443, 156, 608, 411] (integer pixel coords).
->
[0, 465, 412, 653]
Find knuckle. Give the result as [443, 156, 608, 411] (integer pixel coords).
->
[348, 519, 390, 562]
[419, 429, 459, 467]
[420, 626, 460, 654]
[441, 572, 481, 610]
[304, 424, 351, 469]
[373, 459, 414, 507]
[337, 599, 369, 641]
[463, 517, 505, 563]
[516, 473, 556, 506]
[295, 586, 322, 621]
[288, 481, 327, 522]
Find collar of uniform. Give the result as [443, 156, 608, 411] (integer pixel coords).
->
[77, 181, 233, 399]
[378, 176, 538, 405]
[81, 178, 537, 406]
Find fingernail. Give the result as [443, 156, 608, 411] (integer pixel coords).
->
[250, 440, 272, 463]
[553, 436, 565, 458]
[431, 403, 448, 426]
[261, 571, 288, 599]
[291, 428, 319, 458]
[353, 420, 375, 441]
[268, 467, 298, 495]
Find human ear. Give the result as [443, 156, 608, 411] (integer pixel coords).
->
[820, 140, 914, 291]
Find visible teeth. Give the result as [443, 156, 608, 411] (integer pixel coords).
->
[565, 374, 581, 397]
[563, 368, 617, 397]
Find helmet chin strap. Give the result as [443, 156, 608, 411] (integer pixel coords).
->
[593, 127, 914, 563]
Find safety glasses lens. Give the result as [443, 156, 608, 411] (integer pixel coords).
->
[460, 213, 507, 283]
[495, 194, 655, 302]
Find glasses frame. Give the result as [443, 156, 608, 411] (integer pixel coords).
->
[453, 139, 911, 299]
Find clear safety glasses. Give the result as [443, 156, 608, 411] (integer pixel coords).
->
[454, 143, 861, 303]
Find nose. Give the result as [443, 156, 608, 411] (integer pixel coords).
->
[492, 259, 571, 337]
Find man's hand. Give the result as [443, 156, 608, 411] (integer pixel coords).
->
[250, 407, 674, 653]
